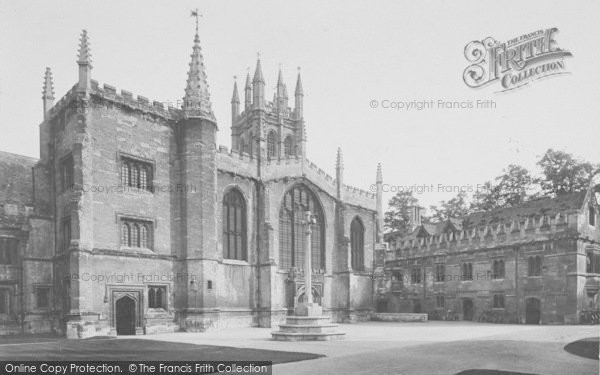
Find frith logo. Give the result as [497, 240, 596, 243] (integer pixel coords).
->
[463, 28, 573, 92]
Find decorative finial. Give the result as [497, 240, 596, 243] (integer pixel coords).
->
[257, 51, 261, 59]
[376, 163, 383, 183]
[191, 9, 202, 35]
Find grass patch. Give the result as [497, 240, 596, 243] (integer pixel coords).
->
[564, 337, 599, 360]
[0, 337, 324, 364]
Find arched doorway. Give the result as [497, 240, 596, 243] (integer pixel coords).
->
[525, 298, 541, 324]
[115, 296, 136, 335]
[463, 298, 474, 321]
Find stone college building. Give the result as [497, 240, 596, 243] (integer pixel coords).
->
[0, 27, 386, 337]
[380, 186, 600, 324]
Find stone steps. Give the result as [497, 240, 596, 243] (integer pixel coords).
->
[278, 323, 340, 334]
[271, 314, 345, 341]
[271, 331, 345, 341]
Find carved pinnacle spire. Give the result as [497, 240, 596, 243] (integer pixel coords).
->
[42, 67, 55, 100]
[336, 147, 343, 170]
[182, 14, 215, 121]
[253, 55, 265, 83]
[77, 30, 92, 68]
[231, 77, 240, 104]
[295, 67, 303, 96]
[376, 163, 383, 183]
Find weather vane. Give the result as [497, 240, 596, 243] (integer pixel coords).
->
[191, 9, 202, 34]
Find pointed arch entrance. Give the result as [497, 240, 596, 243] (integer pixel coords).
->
[115, 296, 136, 335]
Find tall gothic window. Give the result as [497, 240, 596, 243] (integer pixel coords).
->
[350, 217, 364, 271]
[222, 189, 247, 260]
[279, 184, 325, 271]
[590, 206, 596, 226]
[284, 136, 293, 157]
[267, 131, 277, 158]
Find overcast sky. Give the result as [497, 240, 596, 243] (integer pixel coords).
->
[1, 0, 598, 209]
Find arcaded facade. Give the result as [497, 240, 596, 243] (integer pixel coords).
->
[0, 28, 384, 337]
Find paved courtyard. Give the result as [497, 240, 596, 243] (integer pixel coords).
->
[127, 321, 599, 375]
[0, 322, 597, 374]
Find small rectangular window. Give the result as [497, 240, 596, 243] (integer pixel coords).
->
[590, 206, 596, 227]
[493, 294, 505, 308]
[148, 285, 166, 309]
[0, 238, 18, 265]
[60, 154, 74, 192]
[61, 217, 71, 252]
[36, 287, 50, 309]
[0, 289, 8, 314]
[436, 295, 445, 309]
[207, 280, 213, 290]
[120, 218, 153, 250]
[120, 156, 153, 192]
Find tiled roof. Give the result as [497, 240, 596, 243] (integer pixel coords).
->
[462, 191, 587, 229]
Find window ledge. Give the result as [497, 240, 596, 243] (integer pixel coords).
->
[222, 259, 250, 266]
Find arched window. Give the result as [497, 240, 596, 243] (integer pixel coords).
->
[350, 217, 365, 271]
[131, 223, 140, 247]
[267, 131, 277, 158]
[284, 136, 293, 157]
[279, 184, 325, 271]
[121, 162, 130, 186]
[121, 223, 130, 247]
[223, 189, 247, 260]
[140, 224, 148, 249]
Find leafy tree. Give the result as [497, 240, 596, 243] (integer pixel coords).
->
[470, 181, 501, 212]
[384, 191, 419, 233]
[537, 149, 599, 196]
[429, 191, 471, 222]
[470, 164, 534, 211]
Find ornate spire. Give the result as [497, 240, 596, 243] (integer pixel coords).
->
[376, 163, 383, 183]
[283, 84, 288, 99]
[77, 30, 92, 68]
[295, 68, 303, 96]
[244, 71, 252, 110]
[42, 67, 55, 100]
[182, 14, 215, 121]
[231, 77, 240, 104]
[253, 55, 265, 83]
[245, 71, 252, 89]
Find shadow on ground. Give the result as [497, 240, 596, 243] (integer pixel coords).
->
[456, 370, 538, 375]
[564, 337, 600, 360]
[0, 337, 324, 364]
